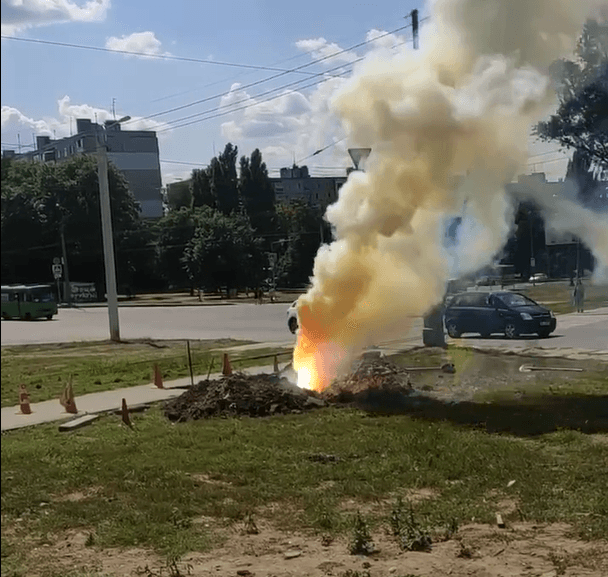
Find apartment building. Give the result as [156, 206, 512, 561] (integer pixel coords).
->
[8, 118, 163, 218]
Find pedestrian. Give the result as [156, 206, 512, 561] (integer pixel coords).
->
[573, 279, 585, 313]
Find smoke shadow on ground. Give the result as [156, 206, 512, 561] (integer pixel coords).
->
[342, 391, 608, 437]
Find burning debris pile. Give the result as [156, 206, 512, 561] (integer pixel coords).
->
[321, 354, 414, 406]
[164, 373, 324, 422]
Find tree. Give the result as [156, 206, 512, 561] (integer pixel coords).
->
[156, 206, 206, 290]
[239, 148, 276, 234]
[190, 168, 214, 209]
[1, 155, 142, 289]
[565, 148, 604, 208]
[181, 209, 264, 295]
[275, 200, 327, 287]
[535, 20, 608, 165]
[211, 143, 240, 214]
[166, 180, 192, 210]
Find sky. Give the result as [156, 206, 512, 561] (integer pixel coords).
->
[1, 0, 571, 186]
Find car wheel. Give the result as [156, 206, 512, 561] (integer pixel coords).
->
[288, 317, 298, 334]
[446, 322, 461, 338]
[46, 314, 53, 320]
[1, 313, 9, 320]
[538, 329, 551, 338]
[504, 322, 519, 339]
[24, 313, 32, 321]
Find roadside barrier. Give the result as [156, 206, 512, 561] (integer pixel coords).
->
[121, 398, 133, 428]
[222, 353, 233, 376]
[19, 384, 32, 415]
[153, 363, 164, 389]
[59, 379, 78, 414]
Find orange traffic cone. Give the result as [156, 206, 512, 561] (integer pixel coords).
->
[153, 363, 164, 389]
[121, 398, 133, 429]
[19, 384, 32, 415]
[222, 353, 233, 376]
[273, 355, 280, 373]
[59, 379, 78, 414]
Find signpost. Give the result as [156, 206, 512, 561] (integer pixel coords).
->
[52, 260, 63, 303]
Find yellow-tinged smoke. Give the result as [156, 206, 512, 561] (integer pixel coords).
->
[294, 0, 607, 387]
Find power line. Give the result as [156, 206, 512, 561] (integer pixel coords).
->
[0, 35, 335, 76]
[157, 59, 357, 131]
[157, 68, 354, 133]
[132, 23, 413, 125]
[154, 18, 429, 135]
[297, 137, 347, 163]
[157, 30, 419, 134]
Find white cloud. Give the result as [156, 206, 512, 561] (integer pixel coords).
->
[105, 31, 168, 58]
[365, 28, 407, 52]
[219, 75, 350, 173]
[1, 0, 110, 35]
[1, 96, 168, 151]
[295, 37, 358, 66]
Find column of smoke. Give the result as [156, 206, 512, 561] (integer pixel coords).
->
[295, 0, 606, 389]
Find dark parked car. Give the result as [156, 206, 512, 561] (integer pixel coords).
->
[443, 291, 556, 339]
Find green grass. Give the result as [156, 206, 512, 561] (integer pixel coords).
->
[2, 389, 607, 568]
[521, 281, 608, 314]
[1, 340, 292, 408]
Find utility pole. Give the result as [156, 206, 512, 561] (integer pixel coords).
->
[411, 9, 419, 50]
[96, 115, 130, 342]
[59, 222, 71, 306]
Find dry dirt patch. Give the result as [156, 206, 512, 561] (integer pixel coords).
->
[16, 522, 608, 576]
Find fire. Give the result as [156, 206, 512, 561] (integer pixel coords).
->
[293, 330, 328, 392]
[292, 303, 345, 392]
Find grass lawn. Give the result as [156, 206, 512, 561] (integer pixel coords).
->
[2, 363, 607, 576]
[0, 339, 292, 408]
[520, 281, 608, 314]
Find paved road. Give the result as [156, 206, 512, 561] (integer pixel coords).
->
[1, 303, 297, 346]
[1, 303, 606, 352]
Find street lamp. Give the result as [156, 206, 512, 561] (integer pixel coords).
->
[97, 115, 130, 342]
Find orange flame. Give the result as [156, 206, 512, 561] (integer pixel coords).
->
[292, 304, 345, 392]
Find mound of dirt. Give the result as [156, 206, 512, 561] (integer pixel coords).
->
[164, 373, 325, 422]
[322, 354, 413, 405]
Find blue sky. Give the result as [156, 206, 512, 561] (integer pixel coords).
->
[1, 0, 569, 185]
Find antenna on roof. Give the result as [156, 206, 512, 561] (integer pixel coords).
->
[70, 117, 73, 136]
[112, 98, 116, 120]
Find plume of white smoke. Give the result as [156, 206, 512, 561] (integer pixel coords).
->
[295, 0, 605, 387]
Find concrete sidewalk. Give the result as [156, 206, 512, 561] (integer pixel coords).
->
[1, 364, 277, 432]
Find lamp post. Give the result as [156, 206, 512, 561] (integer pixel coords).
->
[97, 115, 130, 342]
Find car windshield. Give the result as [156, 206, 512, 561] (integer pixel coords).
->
[498, 293, 536, 307]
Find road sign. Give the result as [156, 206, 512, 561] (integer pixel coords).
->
[52, 264, 63, 279]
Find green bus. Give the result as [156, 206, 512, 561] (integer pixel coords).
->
[1, 284, 58, 320]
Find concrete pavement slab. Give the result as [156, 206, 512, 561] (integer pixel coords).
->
[2, 364, 277, 432]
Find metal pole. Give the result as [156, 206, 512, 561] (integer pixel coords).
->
[187, 340, 194, 386]
[59, 223, 72, 306]
[576, 238, 581, 280]
[97, 141, 121, 342]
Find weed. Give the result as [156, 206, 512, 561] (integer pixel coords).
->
[348, 511, 375, 555]
[389, 498, 432, 552]
[339, 571, 371, 577]
[443, 516, 459, 541]
[242, 511, 259, 535]
[85, 532, 96, 547]
[457, 540, 474, 558]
